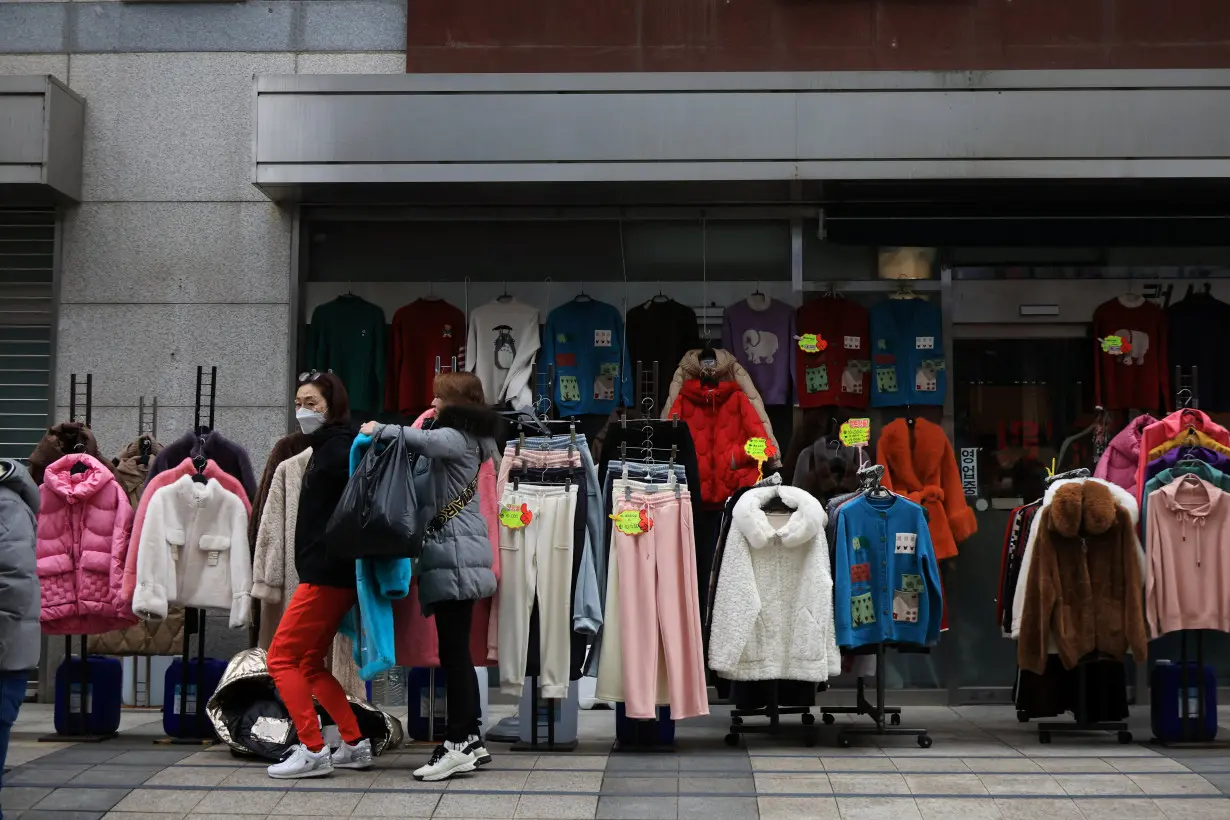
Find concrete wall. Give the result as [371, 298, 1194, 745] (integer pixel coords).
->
[0, 0, 407, 677]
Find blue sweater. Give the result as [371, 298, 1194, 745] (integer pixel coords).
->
[338, 434, 411, 680]
[540, 299, 633, 415]
[833, 495, 942, 649]
[869, 298, 945, 407]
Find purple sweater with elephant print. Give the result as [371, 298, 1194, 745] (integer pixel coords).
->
[722, 295, 796, 405]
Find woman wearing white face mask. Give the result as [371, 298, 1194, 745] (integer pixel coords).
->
[265, 372, 370, 780]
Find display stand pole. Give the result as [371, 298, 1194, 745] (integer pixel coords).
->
[157, 366, 217, 745]
[510, 675, 576, 753]
[835, 644, 930, 748]
[41, 375, 115, 743]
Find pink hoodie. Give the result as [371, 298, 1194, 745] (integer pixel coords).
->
[37, 454, 137, 635]
[392, 409, 500, 667]
[1094, 414, 1157, 497]
[121, 458, 252, 601]
[1145, 475, 1230, 636]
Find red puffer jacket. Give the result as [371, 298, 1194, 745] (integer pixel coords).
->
[668, 379, 769, 505]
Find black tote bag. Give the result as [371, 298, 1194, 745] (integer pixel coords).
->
[325, 427, 423, 560]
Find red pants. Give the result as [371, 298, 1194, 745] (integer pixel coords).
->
[267, 583, 362, 752]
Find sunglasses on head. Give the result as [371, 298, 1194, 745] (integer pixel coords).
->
[298, 369, 333, 384]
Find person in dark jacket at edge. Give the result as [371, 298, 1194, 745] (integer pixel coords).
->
[0, 458, 39, 793]
[266, 372, 369, 780]
[361, 372, 501, 782]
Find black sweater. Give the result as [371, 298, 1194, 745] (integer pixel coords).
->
[295, 423, 358, 588]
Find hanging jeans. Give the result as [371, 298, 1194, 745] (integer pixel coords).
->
[498, 483, 579, 698]
[267, 583, 364, 752]
[433, 599, 482, 743]
[613, 487, 708, 720]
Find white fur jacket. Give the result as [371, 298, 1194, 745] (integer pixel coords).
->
[1009, 476, 1143, 638]
[708, 485, 842, 682]
[133, 475, 252, 629]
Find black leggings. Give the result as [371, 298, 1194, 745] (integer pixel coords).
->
[433, 599, 481, 743]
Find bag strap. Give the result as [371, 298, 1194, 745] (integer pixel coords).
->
[425, 465, 482, 537]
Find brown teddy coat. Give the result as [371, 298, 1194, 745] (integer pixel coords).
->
[1018, 480, 1148, 674]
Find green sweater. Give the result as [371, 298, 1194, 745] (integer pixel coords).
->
[307, 296, 387, 414]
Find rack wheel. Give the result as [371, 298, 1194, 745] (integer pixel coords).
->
[838, 735, 852, 748]
[1039, 732, 1051, 744]
[890, 713, 901, 726]
[917, 735, 932, 749]
[1118, 731, 1133, 745]
[731, 716, 743, 725]
[724, 733, 739, 747]
[802, 713, 816, 726]
[1017, 710, 1030, 723]
[823, 713, 835, 725]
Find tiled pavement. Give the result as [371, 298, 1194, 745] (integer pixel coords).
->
[4, 703, 1230, 820]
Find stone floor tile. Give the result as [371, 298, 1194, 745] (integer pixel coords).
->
[604, 756, 678, 772]
[822, 757, 899, 772]
[2, 787, 52, 810]
[22, 811, 106, 820]
[751, 755, 824, 771]
[538, 756, 608, 772]
[112, 790, 208, 814]
[893, 758, 972, 773]
[294, 769, 379, 789]
[1176, 758, 1230, 773]
[829, 773, 911, 795]
[449, 771, 530, 792]
[975, 760, 1044, 773]
[1036, 759, 1116, 773]
[594, 796, 676, 820]
[1072, 798, 1166, 819]
[753, 774, 832, 795]
[677, 796, 756, 820]
[677, 776, 753, 795]
[1151, 797, 1230, 820]
[353, 791, 441, 817]
[34, 790, 131, 813]
[269, 791, 360, 816]
[433, 794, 519, 819]
[177, 753, 244, 768]
[837, 796, 923, 820]
[513, 795, 598, 819]
[146, 767, 238, 788]
[1108, 759, 1193, 774]
[490, 756, 539, 771]
[523, 771, 603, 792]
[992, 798, 1083, 820]
[102, 813, 186, 820]
[191, 790, 287, 816]
[915, 798, 1004, 820]
[1055, 774, 1143, 796]
[1127, 774, 1221, 795]
[905, 774, 989, 795]
[107, 752, 195, 767]
[69, 767, 161, 788]
[758, 796, 840, 820]
[676, 757, 749, 774]
[1202, 773, 1230, 792]
[599, 776, 677, 794]
[181, 815, 265, 820]
[38, 749, 125, 766]
[979, 775, 1067, 796]
[371, 769, 450, 790]
[7, 766, 91, 786]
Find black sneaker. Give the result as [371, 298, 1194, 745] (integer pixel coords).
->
[464, 734, 492, 766]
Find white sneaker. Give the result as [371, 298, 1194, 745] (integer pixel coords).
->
[413, 740, 476, 781]
[331, 738, 373, 770]
[267, 744, 333, 779]
[464, 734, 492, 767]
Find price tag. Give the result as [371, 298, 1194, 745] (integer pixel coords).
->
[744, 437, 773, 461]
[838, 418, 871, 447]
[610, 509, 653, 536]
[499, 503, 533, 529]
[796, 333, 827, 354]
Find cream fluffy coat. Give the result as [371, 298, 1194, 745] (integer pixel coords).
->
[250, 448, 312, 647]
[708, 486, 841, 682]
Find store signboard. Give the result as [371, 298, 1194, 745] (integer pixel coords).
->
[959, 448, 979, 497]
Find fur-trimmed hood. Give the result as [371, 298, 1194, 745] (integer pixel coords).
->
[875, 417, 977, 560]
[1047, 480, 1120, 540]
[732, 486, 826, 550]
[1043, 476, 1138, 528]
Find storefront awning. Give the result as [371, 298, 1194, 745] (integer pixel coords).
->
[253, 70, 1230, 203]
[0, 76, 85, 205]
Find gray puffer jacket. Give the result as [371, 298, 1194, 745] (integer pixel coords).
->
[0, 458, 40, 671]
[378, 405, 503, 614]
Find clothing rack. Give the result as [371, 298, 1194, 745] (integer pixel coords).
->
[634, 360, 660, 408]
[1152, 366, 1225, 747]
[133, 398, 159, 707]
[158, 365, 217, 745]
[829, 463, 931, 748]
[39, 374, 117, 743]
